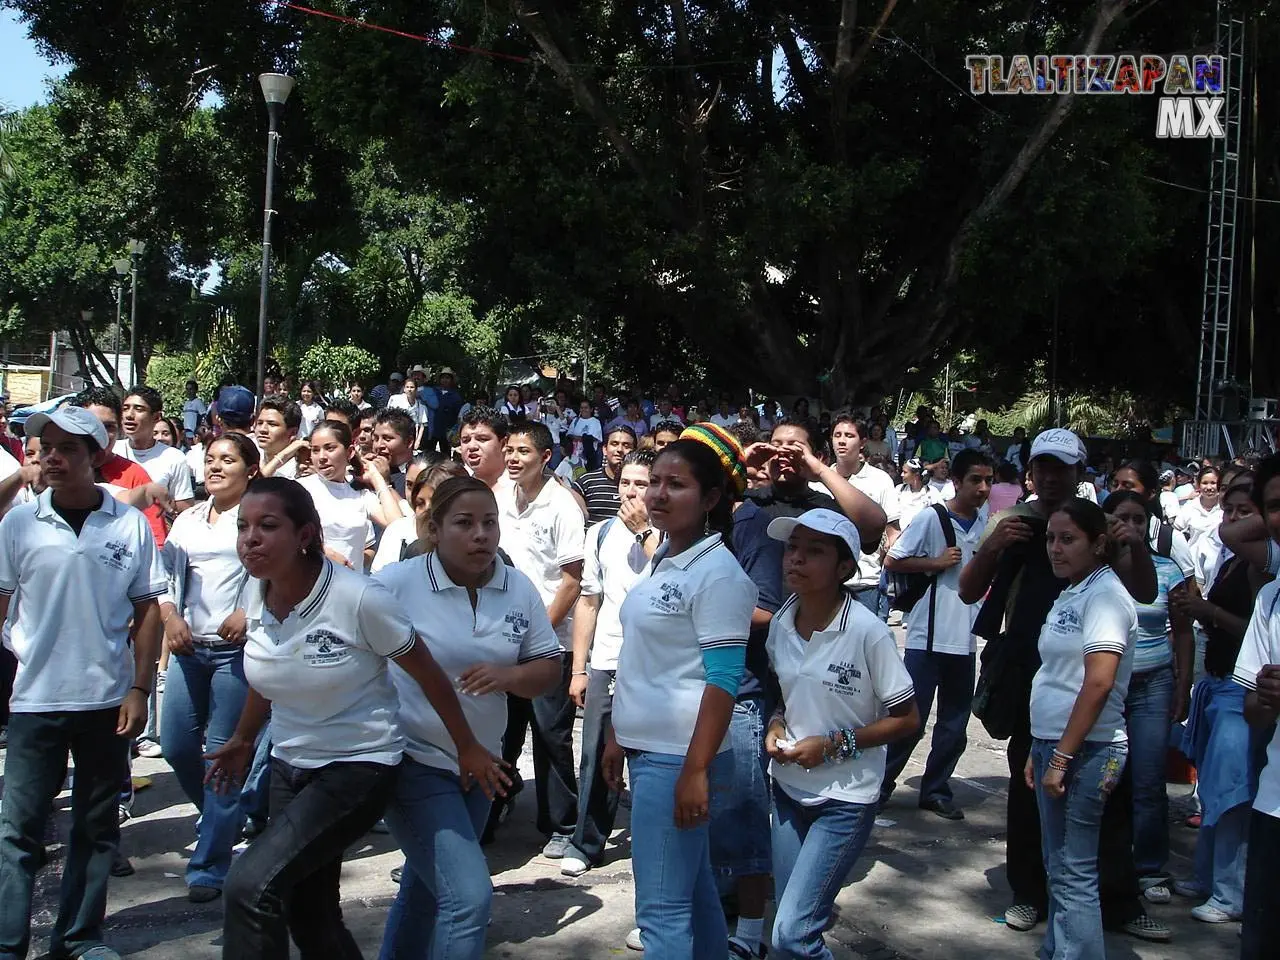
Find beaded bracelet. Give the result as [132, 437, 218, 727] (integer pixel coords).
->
[824, 727, 863, 763]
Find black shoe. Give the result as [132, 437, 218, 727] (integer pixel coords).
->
[189, 885, 222, 904]
[480, 774, 524, 846]
[390, 864, 403, 884]
[919, 797, 964, 821]
[110, 851, 135, 878]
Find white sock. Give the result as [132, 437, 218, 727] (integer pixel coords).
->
[735, 916, 764, 950]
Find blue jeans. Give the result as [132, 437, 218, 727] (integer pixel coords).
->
[572, 668, 620, 864]
[882, 650, 974, 804]
[770, 783, 876, 960]
[159, 645, 250, 889]
[628, 749, 732, 959]
[380, 759, 493, 960]
[0, 708, 130, 960]
[241, 719, 273, 828]
[1124, 666, 1172, 878]
[1032, 738, 1128, 960]
[1243, 809, 1280, 959]
[1193, 802, 1248, 915]
[852, 584, 889, 622]
[709, 696, 772, 879]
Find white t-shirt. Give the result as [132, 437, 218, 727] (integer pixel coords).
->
[896, 484, 934, 531]
[182, 397, 209, 436]
[814, 463, 900, 591]
[375, 553, 560, 774]
[566, 417, 603, 467]
[499, 479, 586, 646]
[162, 500, 247, 641]
[1231, 582, 1280, 818]
[1148, 514, 1196, 580]
[709, 413, 736, 429]
[1174, 497, 1222, 546]
[1159, 490, 1182, 521]
[0, 489, 166, 712]
[298, 473, 380, 570]
[1030, 566, 1136, 743]
[1194, 527, 1225, 591]
[298, 401, 326, 438]
[582, 517, 650, 670]
[243, 559, 414, 769]
[613, 535, 757, 756]
[649, 412, 683, 429]
[928, 478, 955, 502]
[113, 439, 195, 501]
[887, 503, 988, 655]
[1174, 482, 1196, 503]
[388, 395, 430, 427]
[370, 514, 417, 573]
[1005, 443, 1025, 472]
[186, 443, 206, 486]
[767, 593, 915, 804]
[1076, 480, 1098, 504]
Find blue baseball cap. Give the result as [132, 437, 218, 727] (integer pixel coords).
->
[217, 386, 256, 425]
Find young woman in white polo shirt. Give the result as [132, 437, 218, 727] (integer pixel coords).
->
[158, 432, 260, 904]
[206, 477, 502, 959]
[299, 419, 404, 570]
[374, 476, 563, 959]
[1025, 499, 1137, 960]
[602, 430, 758, 959]
[763, 509, 918, 960]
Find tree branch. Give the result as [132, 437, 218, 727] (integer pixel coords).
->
[844, 0, 898, 83]
[777, 23, 820, 109]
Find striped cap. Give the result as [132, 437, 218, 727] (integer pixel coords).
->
[679, 423, 748, 497]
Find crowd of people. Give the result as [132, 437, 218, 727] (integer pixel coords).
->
[0, 367, 1277, 960]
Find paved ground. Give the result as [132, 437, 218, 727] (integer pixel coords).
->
[1, 638, 1243, 959]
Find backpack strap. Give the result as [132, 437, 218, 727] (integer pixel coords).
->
[596, 516, 617, 554]
[926, 503, 956, 653]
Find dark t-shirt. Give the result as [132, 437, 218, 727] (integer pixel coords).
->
[744, 483, 839, 520]
[732, 499, 784, 705]
[574, 468, 621, 525]
[53, 490, 104, 536]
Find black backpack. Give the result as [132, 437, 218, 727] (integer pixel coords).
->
[889, 504, 957, 631]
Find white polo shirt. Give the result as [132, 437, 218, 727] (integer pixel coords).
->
[886, 503, 988, 655]
[243, 559, 414, 769]
[1031, 566, 1136, 744]
[767, 593, 915, 804]
[1148, 514, 1196, 580]
[0, 489, 166, 712]
[113, 439, 195, 501]
[499, 477, 586, 646]
[811, 462, 900, 591]
[582, 517, 650, 671]
[613, 535, 757, 756]
[162, 500, 248, 641]
[1175, 497, 1222, 546]
[1231, 582, 1280, 818]
[370, 514, 417, 573]
[298, 473, 379, 570]
[374, 553, 560, 774]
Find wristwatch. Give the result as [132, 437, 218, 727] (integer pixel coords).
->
[636, 528, 653, 544]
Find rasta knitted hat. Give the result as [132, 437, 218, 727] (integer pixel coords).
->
[679, 423, 749, 497]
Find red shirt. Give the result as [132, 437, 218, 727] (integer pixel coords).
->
[0, 435, 23, 464]
[99, 453, 167, 546]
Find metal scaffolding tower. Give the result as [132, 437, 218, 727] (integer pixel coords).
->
[1185, 7, 1245, 458]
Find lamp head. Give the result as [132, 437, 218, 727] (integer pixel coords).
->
[127, 238, 146, 257]
[113, 258, 131, 276]
[258, 73, 295, 106]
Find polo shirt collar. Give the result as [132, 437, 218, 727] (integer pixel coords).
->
[813, 591, 856, 637]
[657, 533, 722, 570]
[34, 486, 118, 521]
[1064, 565, 1110, 596]
[246, 556, 336, 623]
[425, 551, 509, 593]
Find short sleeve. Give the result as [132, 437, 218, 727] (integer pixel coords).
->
[1233, 585, 1279, 691]
[1081, 590, 1133, 656]
[887, 506, 932, 560]
[355, 579, 417, 659]
[553, 499, 586, 568]
[1168, 532, 1197, 581]
[0, 510, 19, 596]
[581, 521, 607, 597]
[168, 455, 195, 501]
[1268, 540, 1280, 577]
[879, 478, 901, 525]
[865, 627, 914, 710]
[128, 513, 169, 602]
[691, 571, 757, 649]
[517, 581, 561, 663]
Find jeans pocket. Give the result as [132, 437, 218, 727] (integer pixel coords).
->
[1098, 745, 1128, 798]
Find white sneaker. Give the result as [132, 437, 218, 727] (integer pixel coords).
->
[1142, 883, 1171, 904]
[625, 927, 643, 951]
[1191, 903, 1240, 923]
[560, 855, 590, 878]
[137, 740, 164, 759]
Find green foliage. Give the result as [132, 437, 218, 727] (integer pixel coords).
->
[298, 337, 380, 392]
[146, 353, 196, 420]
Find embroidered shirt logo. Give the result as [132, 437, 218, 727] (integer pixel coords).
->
[503, 610, 530, 644]
[99, 539, 134, 571]
[649, 580, 685, 614]
[824, 661, 863, 694]
[302, 629, 348, 666]
[1051, 608, 1083, 633]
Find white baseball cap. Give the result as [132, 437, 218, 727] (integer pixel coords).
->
[766, 508, 862, 564]
[27, 405, 109, 451]
[1029, 428, 1084, 466]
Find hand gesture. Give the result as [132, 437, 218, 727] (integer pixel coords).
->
[116, 687, 148, 738]
[282, 438, 309, 461]
[742, 442, 779, 471]
[369, 455, 393, 480]
[18, 462, 41, 487]
[984, 517, 1033, 555]
[456, 741, 512, 800]
[1040, 765, 1066, 799]
[324, 546, 354, 569]
[164, 613, 194, 655]
[1106, 514, 1144, 553]
[781, 735, 829, 770]
[145, 482, 177, 516]
[458, 663, 515, 697]
[673, 765, 710, 830]
[1023, 754, 1035, 791]
[764, 722, 789, 763]
[359, 457, 385, 488]
[569, 672, 589, 708]
[602, 735, 626, 793]
[934, 546, 963, 572]
[1256, 664, 1280, 713]
[204, 736, 254, 793]
[217, 609, 248, 645]
[619, 497, 649, 535]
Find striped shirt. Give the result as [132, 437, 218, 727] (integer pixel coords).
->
[574, 468, 621, 525]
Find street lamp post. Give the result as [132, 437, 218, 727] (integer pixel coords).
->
[126, 238, 145, 386]
[256, 72, 295, 400]
[113, 257, 130, 387]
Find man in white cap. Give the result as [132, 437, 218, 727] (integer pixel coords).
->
[959, 427, 1166, 943]
[0, 406, 165, 960]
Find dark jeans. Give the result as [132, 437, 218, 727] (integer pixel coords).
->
[571, 668, 619, 864]
[0, 708, 130, 960]
[221, 757, 399, 959]
[0, 649, 15, 730]
[1242, 809, 1280, 959]
[498, 653, 578, 838]
[1006, 726, 1143, 926]
[883, 651, 974, 805]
